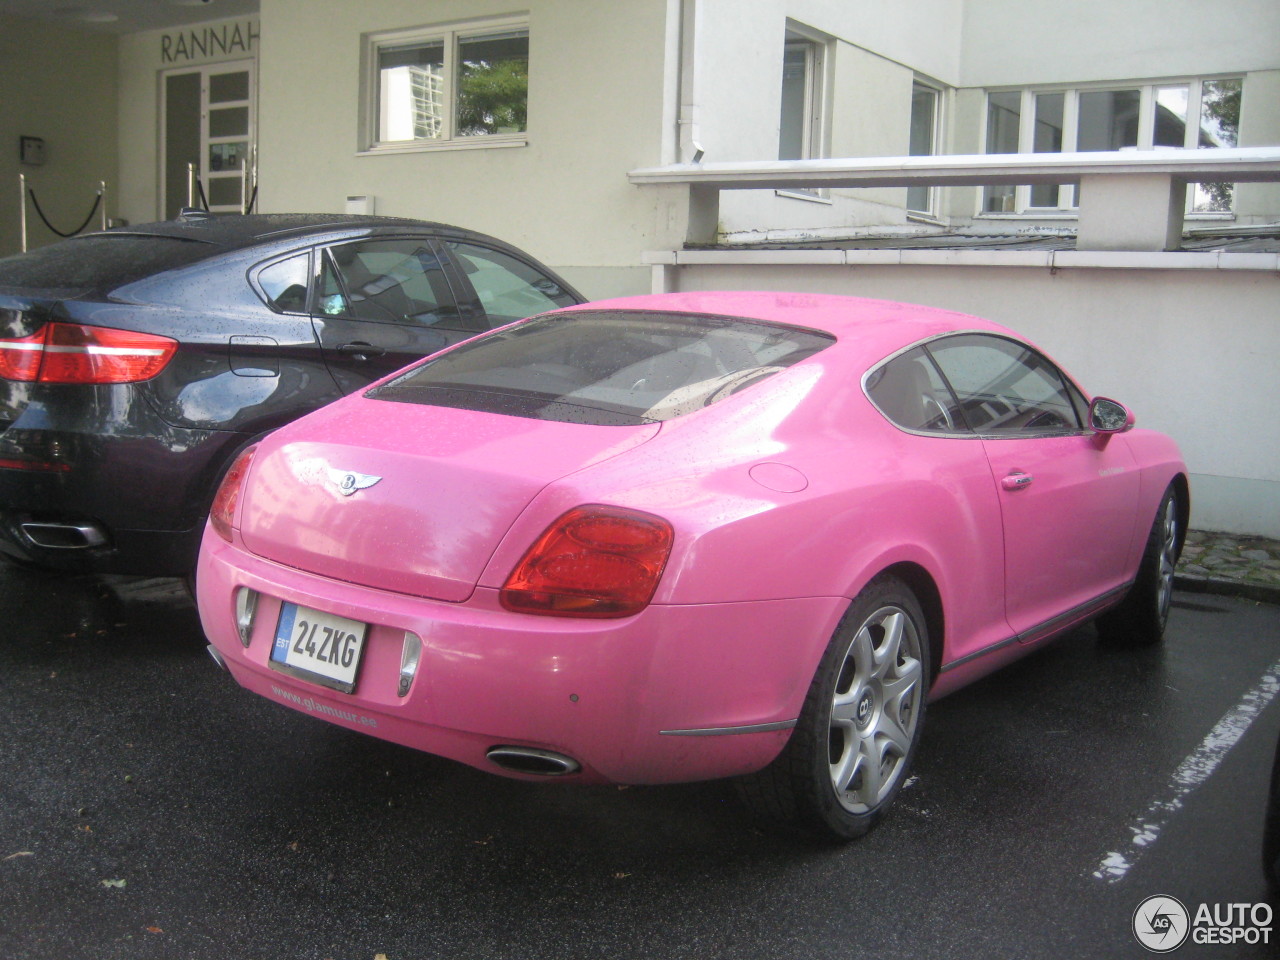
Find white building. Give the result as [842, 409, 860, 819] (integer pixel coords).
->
[2, 0, 1278, 534]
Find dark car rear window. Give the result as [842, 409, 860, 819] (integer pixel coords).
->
[368, 309, 835, 425]
[0, 234, 215, 291]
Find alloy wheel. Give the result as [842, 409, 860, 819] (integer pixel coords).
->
[827, 605, 923, 813]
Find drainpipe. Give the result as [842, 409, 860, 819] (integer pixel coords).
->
[677, 0, 705, 164]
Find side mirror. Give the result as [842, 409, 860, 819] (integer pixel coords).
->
[1089, 397, 1135, 434]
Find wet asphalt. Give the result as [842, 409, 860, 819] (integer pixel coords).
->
[1, 563, 1278, 960]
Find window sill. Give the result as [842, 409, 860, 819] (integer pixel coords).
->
[976, 212, 1079, 221]
[906, 211, 947, 227]
[775, 189, 832, 205]
[357, 136, 528, 158]
[976, 211, 1236, 221]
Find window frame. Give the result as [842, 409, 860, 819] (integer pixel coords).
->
[979, 76, 1243, 218]
[907, 79, 945, 218]
[776, 22, 832, 203]
[359, 14, 529, 156]
[863, 332, 1091, 440]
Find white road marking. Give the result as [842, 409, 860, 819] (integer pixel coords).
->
[1092, 657, 1280, 884]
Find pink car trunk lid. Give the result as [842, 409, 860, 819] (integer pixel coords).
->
[239, 400, 659, 601]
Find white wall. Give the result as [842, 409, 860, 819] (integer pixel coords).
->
[0, 15, 117, 256]
[959, 0, 1280, 87]
[659, 259, 1280, 537]
[253, 0, 671, 300]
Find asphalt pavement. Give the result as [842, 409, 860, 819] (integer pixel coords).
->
[1, 563, 1278, 960]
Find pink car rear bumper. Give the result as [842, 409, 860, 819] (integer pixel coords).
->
[198, 531, 846, 785]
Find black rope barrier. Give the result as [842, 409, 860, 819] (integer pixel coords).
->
[27, 188, 102, 238]
[243, 183, 258, 215]
[195, 179, 210, 212]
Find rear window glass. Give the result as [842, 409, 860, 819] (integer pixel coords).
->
[0, 234, 214, 291]
[368, 309, 835, 425]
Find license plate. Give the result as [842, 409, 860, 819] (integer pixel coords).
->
[270, 602, 368, 694]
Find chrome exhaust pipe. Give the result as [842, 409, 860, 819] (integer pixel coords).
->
[206, 644, 229, 672]
[20, 521, 107, 549]
[486, 746, 581, 776]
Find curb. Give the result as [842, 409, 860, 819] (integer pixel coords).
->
[1174, 573, 1280, 606]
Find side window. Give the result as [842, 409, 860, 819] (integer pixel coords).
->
[446, 241, 577, 325]
[866, 347, 966, 433]
[318, 240, 462, 327]
[925, 334, 1083, 434]
[256, 253, 310, 313]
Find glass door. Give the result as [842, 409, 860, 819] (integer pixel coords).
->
[162, 59, 256, 218]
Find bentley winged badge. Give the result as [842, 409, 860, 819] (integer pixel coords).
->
[326, 468, 382, 497]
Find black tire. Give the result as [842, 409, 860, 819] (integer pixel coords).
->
[1097, 485, 1182, 646]
[735, 574, 930, 841]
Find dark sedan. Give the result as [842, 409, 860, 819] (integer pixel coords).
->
[0, 213, 582, 575]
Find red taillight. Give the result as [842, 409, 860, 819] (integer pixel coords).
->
[500, 505, 674, 618]
[210, 445, 257, 543]
[0, 330, 44, 380]
[0, 322, 178, 384]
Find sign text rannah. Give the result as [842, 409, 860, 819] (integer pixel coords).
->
[161, 21, 259, 64]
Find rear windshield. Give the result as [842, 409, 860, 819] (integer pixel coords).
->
[368, 309, 835, 425]
[0, 234, 215, 291]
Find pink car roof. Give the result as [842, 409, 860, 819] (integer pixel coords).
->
[557, 291, 1013, 362]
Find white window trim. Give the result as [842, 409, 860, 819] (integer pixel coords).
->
[776, 22, 833, 202]
[978, 75, 1242, 219]
[359, 14, 529, 156]
[907, 78, 946, 218]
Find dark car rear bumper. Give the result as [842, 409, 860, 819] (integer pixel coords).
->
[0, 394, 245, 575]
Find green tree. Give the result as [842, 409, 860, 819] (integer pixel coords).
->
[457, 58, 528, 136]
[1198, 79, 1241, 211]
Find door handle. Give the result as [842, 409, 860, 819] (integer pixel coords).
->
[337, 342, 386, 360]
[1001, 472, 1034, 491]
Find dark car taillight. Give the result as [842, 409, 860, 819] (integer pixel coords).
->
[0, 322, 178, 384]
[210, 445, 257, 542]
[500, 505, 673, 618]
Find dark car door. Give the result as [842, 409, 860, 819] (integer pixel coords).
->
[924, 333, 1142, 637]
[309, 236, 482, 393]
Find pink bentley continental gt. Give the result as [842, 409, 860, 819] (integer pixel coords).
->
[197, 291, 1186, 840]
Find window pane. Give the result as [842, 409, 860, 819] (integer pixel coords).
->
[447, 242, 577, 325]
[1031, 92, 1065, 207]
[209, 141, 246, 172]
[369, 311, 834, 426]
[1154, 85, 1189, 147]
[1077, 89, 1140, 151]
[907, 84, 937, 213]
[927, 334, 1081, 434]
[208, 106, 248, 138]
[258, 254, 310, 313]
[326, 241, 457, 325]
[378, 40, 445, 142]
[456, 31, 528, 137]
[206, 176, 242, 207]
[1193, 78, 1241, 212]
[983, 91, 1021, 213]
[0, 235, 212, 290]
[209, 70, 249, 104]
[866, 348, 966, 433]
[778, 43, 811, 161]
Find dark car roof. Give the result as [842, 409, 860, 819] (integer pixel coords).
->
[109, 213, 453, 251]
[0, 213, 562, 297]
